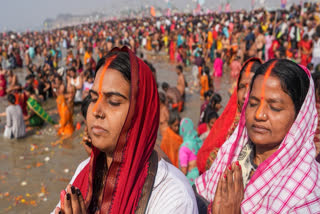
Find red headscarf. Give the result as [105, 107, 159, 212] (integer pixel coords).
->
[72, 46, 160, 213]
[197, 58, 262, 174]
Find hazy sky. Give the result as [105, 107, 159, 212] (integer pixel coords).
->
[0, 0, 313, 32]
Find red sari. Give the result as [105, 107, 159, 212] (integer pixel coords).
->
[72, 47, 160, 213]
[169, 40, 176, 62]
[0, 74, 6, 97]
[268, 39, 279, 60]
[299, 39, 312, 67]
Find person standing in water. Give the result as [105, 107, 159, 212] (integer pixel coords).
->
[2, 94, 26, 139]
[176, 65, 186, 102]
[162, 82, 183, 112]
[54, 75, 74, 137]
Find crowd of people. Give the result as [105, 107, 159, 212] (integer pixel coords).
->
[0, 1, 320, 213]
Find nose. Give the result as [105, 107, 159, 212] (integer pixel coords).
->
[92, 94, 105, 119]
[255, 99, 267, 121]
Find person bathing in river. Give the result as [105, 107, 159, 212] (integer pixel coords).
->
[2, 94, 26, 139]
[162, 82, 183, 112]
[176, 65, 186, 104]
[159, 92, 169, 137]
[179, 118, 203, 185]
[54, 75, 74, 137]
[24, 86, 44, 127]
[160, 110, 183, 168]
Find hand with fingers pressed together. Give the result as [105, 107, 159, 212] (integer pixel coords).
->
[54, 184, 86, 214]
[211, 161, 244, 214]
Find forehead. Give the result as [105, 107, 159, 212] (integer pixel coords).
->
[92, 68, 130, 93]
[251, 75, 287, 98]
[239, 72, 255, 84]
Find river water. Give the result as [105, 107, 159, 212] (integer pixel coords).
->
[0, 51, 232, 213]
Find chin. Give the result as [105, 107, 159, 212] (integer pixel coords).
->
[91, 139, 112, 153]
[248, 132, 270, 146]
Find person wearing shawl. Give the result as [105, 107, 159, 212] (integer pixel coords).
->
[179, 118, 203, 185]
[160, 110, 183, 168]
[197, 58, 262, 174]
[196, 59, 320, 213]
[53, 47, 198, 214]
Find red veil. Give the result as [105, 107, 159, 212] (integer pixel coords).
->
[196, 58, 262, 174]
[72, 47, 160, 213]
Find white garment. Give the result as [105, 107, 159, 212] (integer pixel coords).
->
[70, 76, 82, 102]
[4, 105, 25, 139]
[312, 38, 320, 69]
[313, 39, 320, 58]
[52, 158, 198, 214]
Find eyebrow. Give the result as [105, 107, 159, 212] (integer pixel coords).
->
[250, 95, 284, 104]
[89, 89, 128, 100]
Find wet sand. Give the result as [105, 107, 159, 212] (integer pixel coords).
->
[0, 52, 232, 213]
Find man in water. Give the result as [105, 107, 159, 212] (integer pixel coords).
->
[162, 82, 183, 112]
[2, 94, 26, 139]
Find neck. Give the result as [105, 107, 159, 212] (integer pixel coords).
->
[106, 155, 113, 169]
[254, 143, 280, 166]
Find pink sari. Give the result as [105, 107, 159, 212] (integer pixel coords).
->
[213, 58, 223, 77]
[196, 65, 320, 213]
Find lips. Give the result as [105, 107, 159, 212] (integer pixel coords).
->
[91, 125, 108, 136]
[251, 124, 270, 134]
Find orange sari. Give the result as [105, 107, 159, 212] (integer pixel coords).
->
[56, 94, 74, 136]
[200, 74, 209, 97]
[160, 127, 183, 168]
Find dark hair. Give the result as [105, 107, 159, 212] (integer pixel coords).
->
[210, 93, 222, 106]
[203, 66, 210, 75]
[206, 110, 219, 123]
[25, 74, 34, 81]
[250, 59, 309, 114]
[204, 89, 214, 99]
[237, 58, 262, 89]
[168, 110, 181, 126]
[162, 82, 169, 91]
[25, 85, 35, 95]
[216, 52, 221, 58]
[95, 51, 131, 82]
[176, 65, 183, 73]
[159, 92, 166, 104]
[87, 73, 95, 80]
[68, 66, 76, 73]
[55, 75, 63, 81]
[7, 94, 16, 104]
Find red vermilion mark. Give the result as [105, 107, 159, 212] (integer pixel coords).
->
[92, 55, 117, 113]
[255, 61, 277, 118]
[245, 61, 254, 77]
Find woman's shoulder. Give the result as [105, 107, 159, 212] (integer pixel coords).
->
[146, 159, 198, 214]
